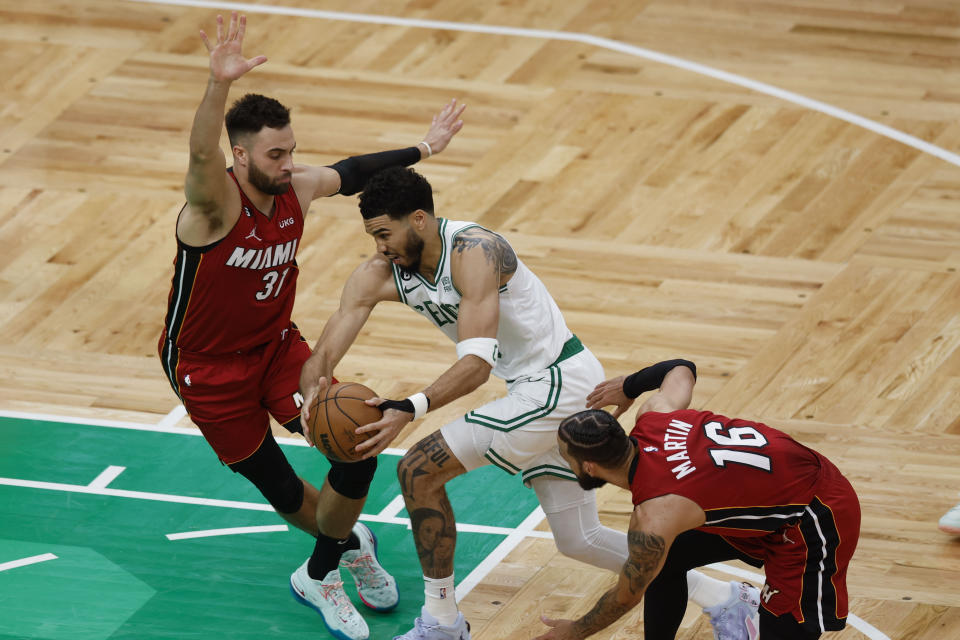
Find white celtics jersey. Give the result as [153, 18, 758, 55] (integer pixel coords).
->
[391, 218, 572, 381]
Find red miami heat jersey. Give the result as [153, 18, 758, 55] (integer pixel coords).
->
[629, 409, 837, 538]
[160, 170, 304, 356]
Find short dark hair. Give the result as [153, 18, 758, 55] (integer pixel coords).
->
[558, 410, 632, 467]
[224, 94, 291, 147]
[359, 167, 434, 220]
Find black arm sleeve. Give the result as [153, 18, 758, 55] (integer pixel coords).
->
[622, 359, 697, 399]
[327, 147, 422, 196]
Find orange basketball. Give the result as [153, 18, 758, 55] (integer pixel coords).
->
[307, 382, 382, 462]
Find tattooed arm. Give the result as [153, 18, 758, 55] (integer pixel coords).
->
[534, 495, 705, 640]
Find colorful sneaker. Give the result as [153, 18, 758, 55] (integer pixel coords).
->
[340, 522, 400, 611]
[939, 501, 960, 535]
[290, 560, 370, 640]
[703, 581, 760, 640]
[393, 607, 471, 640]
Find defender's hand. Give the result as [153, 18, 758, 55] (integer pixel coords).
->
[421, 99, 466, 156]
[586, 375, 635, 418]
[298, 356, 331, 445]
[533, 616, 582, 640]
[200, 13, 267, 83]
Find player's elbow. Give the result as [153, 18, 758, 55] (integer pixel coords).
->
[466, 357, 492, 389]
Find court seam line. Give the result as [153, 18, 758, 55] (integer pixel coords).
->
[0, 409, 406, 456]
[129, 0, 960, 168]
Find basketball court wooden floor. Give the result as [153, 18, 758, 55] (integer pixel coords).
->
[3, 1, 960, 639]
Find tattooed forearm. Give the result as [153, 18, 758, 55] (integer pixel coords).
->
[570, 530, 665, 637]
[453, 228, 518, 276]
[572, 588, 633, 637]
[624, 530, 665, 595]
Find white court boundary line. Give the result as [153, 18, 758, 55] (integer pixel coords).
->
[0, 553, 58, 573]
[167, 524, 289, 540]
[131, 0, 960, 169]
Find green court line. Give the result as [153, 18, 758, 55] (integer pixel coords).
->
[0, 415, 543, 640]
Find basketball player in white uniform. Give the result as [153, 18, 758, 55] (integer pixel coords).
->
[299, 167, 757, 640]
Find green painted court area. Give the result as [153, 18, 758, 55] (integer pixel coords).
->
[0, 415, 543, 640]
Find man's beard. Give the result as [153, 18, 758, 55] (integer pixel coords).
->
[575, 473, 607, 491]
[396, 228, 425, 276]
[248, 159, 289, 196]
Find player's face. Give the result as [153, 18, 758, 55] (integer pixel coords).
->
[559, 440, 607, 491]
[364, 215, 425, 274]
[242, 126, 295, 196]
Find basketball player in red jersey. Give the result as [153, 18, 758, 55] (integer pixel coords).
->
[157, 13, 464, 640]
[536, 360, 861, 640]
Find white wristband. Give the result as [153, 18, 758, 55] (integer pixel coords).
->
[407, 392, 429, 420]
[419, 140, 432, 157]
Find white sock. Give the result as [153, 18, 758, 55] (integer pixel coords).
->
[423, 574, 459, 625]
[686, 570, 733, 609]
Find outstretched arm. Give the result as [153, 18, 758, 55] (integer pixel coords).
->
[534, 495, 704, 640]
[298, 257, 399, 441]
[180, 13, 266, 245]
[587, 359, 697, 417]
[293, 99, 466, 205]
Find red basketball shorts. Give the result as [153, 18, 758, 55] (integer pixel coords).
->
[159, 325, 311, 465]
[725, 464, 861, 634]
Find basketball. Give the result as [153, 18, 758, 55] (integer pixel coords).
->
[307, 382, 382, 462]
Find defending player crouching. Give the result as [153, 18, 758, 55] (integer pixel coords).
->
[536, 360, 861, 640]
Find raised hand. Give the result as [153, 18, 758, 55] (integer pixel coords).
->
[199, 12, 267, 83]
[585, 375, 634, 418]
[421, 99, 466, 155]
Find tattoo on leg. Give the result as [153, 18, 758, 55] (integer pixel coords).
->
[410, 504, 457, 576]
[398, 432, 450, 501]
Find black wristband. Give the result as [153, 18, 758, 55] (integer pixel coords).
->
[328, 147, 422, 196]
[622, 359, 697, 399]
[378, 398, 415, 414]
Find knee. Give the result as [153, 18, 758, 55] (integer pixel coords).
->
[552, 528, 594, 562]
[327, 457, 377, 500]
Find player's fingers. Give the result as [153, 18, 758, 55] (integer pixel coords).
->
[237, 14, 246, 41]
[247, 55, 267, 70]
[227, 11, 238, 40]
[366, 396, 384, 407]
[215, 14, 224, 43]
[199, 30, 212, 51]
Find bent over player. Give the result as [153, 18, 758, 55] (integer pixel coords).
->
[157, 14, 463, 640]
[299, 167, 755, 640]
[536, 360, 861, 640]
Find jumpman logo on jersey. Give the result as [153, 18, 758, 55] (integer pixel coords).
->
[245, 225, 262, 242]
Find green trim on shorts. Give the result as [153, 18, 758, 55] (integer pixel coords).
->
[505, 336, 583, 384]
[484, 448, 521, 475]
[464, 365, 562, 432]
[522, 464, 578, 484]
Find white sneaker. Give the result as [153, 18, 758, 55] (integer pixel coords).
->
[939, 501, 960, 535]
[393, 606, 471, 640]
[703, 581, 760, 640]
[290, 560, 370, 640]
[340, 522, 400, 611]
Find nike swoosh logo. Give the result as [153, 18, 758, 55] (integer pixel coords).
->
[403, 284, 421, 293]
